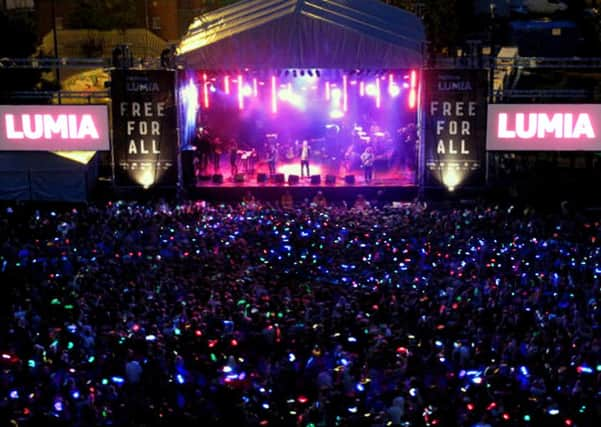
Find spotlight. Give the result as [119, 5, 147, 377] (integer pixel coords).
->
[300, 70, 305, 77]
[293, 70, 297, 78]
[389, 85, 401, 97]
[316, 70, 321, 77]
[365, 83, 377, 96]
[307, 70, 313, 77]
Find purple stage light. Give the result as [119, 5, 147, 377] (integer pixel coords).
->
[365, 83, 377, 97]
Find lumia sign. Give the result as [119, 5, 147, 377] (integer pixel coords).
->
[487, 105, 601, 151]
[0, 105, 110, 151]
[5, 114, 100, 140]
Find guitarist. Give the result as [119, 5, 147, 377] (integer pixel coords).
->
[211, 136, 223, 174]
[360, 146, 375, 184]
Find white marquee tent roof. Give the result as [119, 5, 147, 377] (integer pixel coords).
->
[178, 0, 425, 69]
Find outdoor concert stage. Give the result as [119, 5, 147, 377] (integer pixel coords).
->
[174, 0, 425, 203]
[179, 67, 420, 203]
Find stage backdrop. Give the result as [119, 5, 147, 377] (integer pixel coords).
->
[423, 69, 487, 189]
[111, 69, 177, 187]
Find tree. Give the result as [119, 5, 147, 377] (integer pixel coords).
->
[421, 0, 460, 54]
[69, 0, 137, 31]
[0, 10, 43, 99]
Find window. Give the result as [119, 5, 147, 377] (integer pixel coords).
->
[5, 0, 34, 9]
[151, 16, 161, 30]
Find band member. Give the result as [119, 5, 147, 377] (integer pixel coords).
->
[404, 123, 418, 170]
[344, 143, 357, 174]
[211, 136, 223, 174]
[300, 140, 310, 178]
[228, 138, 239, 178]
[266, 143, 278, 176]
[193, 127, 211, 175]
[360, 146, 375, 184]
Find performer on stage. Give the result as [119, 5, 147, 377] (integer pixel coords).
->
[211, 136, 223, 174]
[267, 143, 278, 176]
[228, 138, 238, 178]
[360, 146, 375, 184]
[300, 140, 310, 178]
[193, 126, 211, 175]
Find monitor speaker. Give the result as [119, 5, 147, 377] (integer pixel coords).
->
[234, 173, 245, 183]
[325, 175, 336, 185]
[212, 174, 223, 184]
[257, 173, 268, 183]
[310, 175, 321, 185]
[344, 175, 355, 185]
[288, 174, 300, 185]
[274, 173, 285, 184]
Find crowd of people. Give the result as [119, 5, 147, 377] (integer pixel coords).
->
[1, 197, 601, 426]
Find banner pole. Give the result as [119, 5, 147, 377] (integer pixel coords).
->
[175, 69, 184, 201]
[417, 68, 425, 200]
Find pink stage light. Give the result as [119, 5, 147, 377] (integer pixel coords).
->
[224, 75, 230, 94]
[253, 78, 258, 97]
[343, 74, 348, 112]
[271, 76, 278, 114]
[242, 85, 253, 97]
[330, 110, 344, 119]
[238, 74, 244, 110]
[359, 81, 365, 97]
[388, 73, 400, 97]
[331, 87, 342, 101]
[388, 73, 401, 98]
[376, 77, 381, 109]
[325, 81, 331, 101]
[202, 73, 209, 109]
[408, 70, 417, 109]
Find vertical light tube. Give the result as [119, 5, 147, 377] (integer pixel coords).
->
[271, 76, 278, 114]
[325, 81, 331, 101]
[224, 75, 230, 94]
[342, 74, 348, 112]
[359, 81, 365, 97]
[409, 70, 417, 109]
[238, 74, 244, 110]
[203, 73, 209, 109]
[253, 78, 258, 97]
[375, 77, 381, 109]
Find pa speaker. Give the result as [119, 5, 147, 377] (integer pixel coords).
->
[310, 175, 321, 185]
[344, 175, 355, 185]
[212, 174, 223, 184]
[274, 173, 285, 184]
[325, 175, 336, 185]
[288, 174, 299, 185]
[257, 173, 268, 183]
[234, 173, 245, 183]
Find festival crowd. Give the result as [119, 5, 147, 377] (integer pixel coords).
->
[1, 197, 601, 426]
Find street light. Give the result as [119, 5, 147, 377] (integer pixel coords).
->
[51, 0, 61, 103]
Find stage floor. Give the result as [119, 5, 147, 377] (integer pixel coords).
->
[192, 165, 416, 188]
